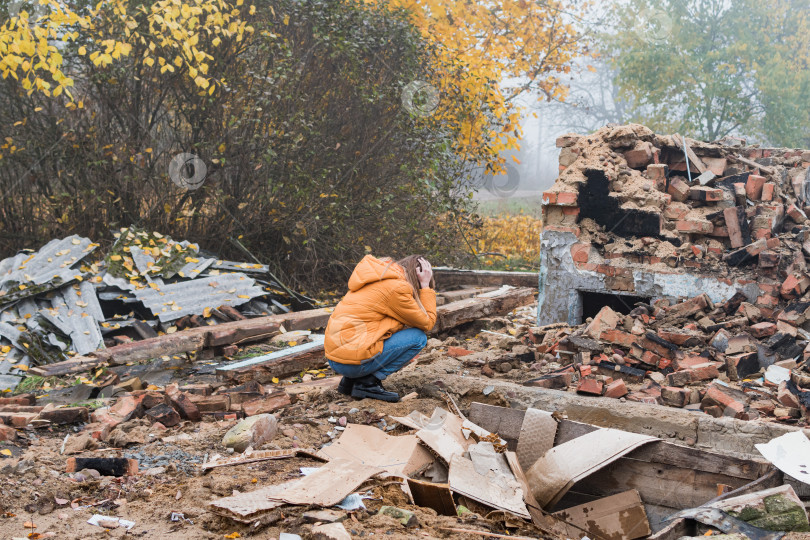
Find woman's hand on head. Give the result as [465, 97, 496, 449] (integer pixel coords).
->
[416, 257, 433, 289]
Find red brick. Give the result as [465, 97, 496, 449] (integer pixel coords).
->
[777, 383, 800, 409]
[543, 225, 581, 237]
[647, 164, 668, 191]
[761, 183, 775, 201]
[690, 362, 721, 381]
[144, 404, 181, 427]
[781, 273, 810, 299]
[688, 187, 723, 202]
[556, 192, 578, 206]
[624, 142, 654, 168]
[702, 385, 745, 418]
[570, 243, 592, 264]
[576, 378, 604, 396]
[676, 220, 713, 234]
[170, 393, 202, 421]
[242, 392, 293, 416]
[0, 424, 17, 441]
[723, 207, 744, 248]
[787, 203, 808, 224]
[447, 347, 475, 358]
[524, 372, 575, 389]
[82, 422, 111, 441]
[109, 396, 144, 422]
[188, 394, 231, 413]
[542, 191, 557, 204]
[661, 386, 691, 407]
[179, 384, 213, 396]
[599, 329, 639, 348]
[604, 379, 628, 398]
[0, 394, 36, 406]
[667, 177, 690, 202]
[663, 203, 689, 220]
[39, 407, 89, 425]
[746, 174, 766, 200]
[748, 322, 776, 339]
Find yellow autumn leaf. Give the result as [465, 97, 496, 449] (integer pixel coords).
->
[271, 377, 279, 384]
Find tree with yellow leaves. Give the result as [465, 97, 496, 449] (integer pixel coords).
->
[367, 0, 589, 173]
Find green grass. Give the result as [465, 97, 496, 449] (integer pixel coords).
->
[475, 196, 544, 217]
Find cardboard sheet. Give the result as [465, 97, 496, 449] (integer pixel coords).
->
[317, 424, 434, 476]
[268, 457, 381, 506]
[553, 490, 651, 540]
[448, 454, 531, 519]
[416, 408, 473, 463]
[406, 478, 457, 516]
[755, 431, 810, 486]
[526, 428, 657, 508]
[516, 408, 557, 472]
[209, 481, 294, 522]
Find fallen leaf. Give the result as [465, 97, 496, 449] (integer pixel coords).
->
[224, 533, 241, 539]
[0, 449, 12, 457]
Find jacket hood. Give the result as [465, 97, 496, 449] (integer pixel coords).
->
[347, 255, 405, 292]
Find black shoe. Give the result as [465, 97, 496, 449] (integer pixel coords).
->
[337, 376, 355, 396]
[350, 375, 400, 402]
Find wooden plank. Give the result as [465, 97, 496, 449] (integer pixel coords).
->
[468, 402, 527, 444]
[218, 345, 327, 384]
[433, 268, 538, 289]
[672, 134, 708, 174]
[729, 153, 777, 176]
[436, 287, 498, 306]
[555, 420, 768, 481]
[574, 457, 755, 510]
[432, 287, 535, 333]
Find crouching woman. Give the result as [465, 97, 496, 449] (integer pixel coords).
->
[324, 254, 437, 402]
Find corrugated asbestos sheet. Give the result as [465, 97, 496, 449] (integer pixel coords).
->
[133, 273, 265, 322]
[0, 235, 97, 306]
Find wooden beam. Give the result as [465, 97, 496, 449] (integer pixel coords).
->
[432, 287, 536, 333]
[433, 268, 538, 289]
[672, 134, 708, 175]
[729, 153, 777, 176]
[32, 287, 534, 377]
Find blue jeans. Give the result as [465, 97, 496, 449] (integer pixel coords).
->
[329, 328, 427, 381]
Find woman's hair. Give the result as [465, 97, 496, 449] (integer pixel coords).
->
[395, 254, 434, 313]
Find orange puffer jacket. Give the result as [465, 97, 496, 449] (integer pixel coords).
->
[325, 255, 437, 365]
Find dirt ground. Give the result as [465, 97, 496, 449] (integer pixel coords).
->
[0, 306, 550, 540]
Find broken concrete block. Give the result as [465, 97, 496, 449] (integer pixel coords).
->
[222, 413, 278, 452]
[377, 506, 418, 527]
